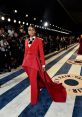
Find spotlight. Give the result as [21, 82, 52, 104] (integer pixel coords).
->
[18, 21, 21, 24]
[26, 14, 28, 17]
[8, 18, 11, 22]
[44, 22, 49, 27]
[26, 23, 28, 26]
[1, 16, 5, 20]
[34, 18, 36, 21]
[40, 20, 42, 22]
[14, 10, 17, 13]
[23, 22, 25, 24]
[14, 20, 16, 23]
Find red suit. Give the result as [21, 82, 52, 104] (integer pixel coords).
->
[22, 37, 67, 105]
[77, 38, 82, 55]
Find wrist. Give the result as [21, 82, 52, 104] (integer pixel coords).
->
[42, 65, 45, 68]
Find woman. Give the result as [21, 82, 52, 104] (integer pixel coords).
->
[22, 24, 67, 105]
[77, 34, 82, 55]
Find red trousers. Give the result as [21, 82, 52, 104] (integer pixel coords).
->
[24, 67, 45, 105]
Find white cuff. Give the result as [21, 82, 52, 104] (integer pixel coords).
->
[42, 65, 45, 68]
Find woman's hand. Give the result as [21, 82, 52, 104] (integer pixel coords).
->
[42, 65, 46, 71]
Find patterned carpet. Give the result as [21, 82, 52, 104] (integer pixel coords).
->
[0, 44, 82, 117]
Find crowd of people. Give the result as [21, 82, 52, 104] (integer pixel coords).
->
[0, 26, 25, 73]
[0, 25, 77, 74]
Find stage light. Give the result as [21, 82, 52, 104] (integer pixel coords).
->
[23, 22, 25, 24]
[35, 25, 38, 27]
[40, 20, 42, 22]
[8, 18, 11, 22]
[14, 20, 16, 23]
[18, 21, 21, 24]
[44, 22, 49, 27]
[26, 23, 28, 25]
[26, 14, 28, 17]
[1, 16, 5, 20]
[36, 25, 39, 28]
[14, 10, 17, 13]
[34, 18, 36, 21]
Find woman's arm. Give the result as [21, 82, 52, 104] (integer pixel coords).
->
[38, 39, 45, 68]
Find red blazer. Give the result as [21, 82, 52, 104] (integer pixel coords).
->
[22, 37, 45, 70]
